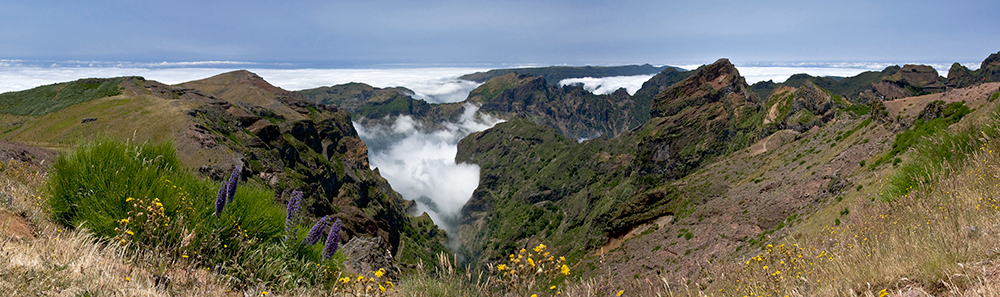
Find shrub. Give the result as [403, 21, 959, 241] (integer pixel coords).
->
[46, 138, 349, 292]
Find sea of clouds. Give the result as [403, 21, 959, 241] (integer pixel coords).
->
[0, 59, 982, 244]
[0, 60, 486, 103]
[355, 104, 503, 246]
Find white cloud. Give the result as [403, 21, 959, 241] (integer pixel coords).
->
[0, 65, 487, 102]
[355, 104, 503, 241]
[558, 74, 655, 95]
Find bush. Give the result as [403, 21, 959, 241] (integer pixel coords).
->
[46, 138, 358, 292]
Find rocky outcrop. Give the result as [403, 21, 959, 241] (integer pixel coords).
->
[981, 51, 1000, 83]
[177, 71, 446, 265]
[341, 236, 399, 281]
[947, 63, 977, 88]
[639, 58, 763, 177]
[859, 64, 946, 100]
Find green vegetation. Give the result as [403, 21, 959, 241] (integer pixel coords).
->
[877, 102, 1000, 200]
[869, 101, 971, 171]
[47, 138, 357, 290]
[0, 78, 123, 115]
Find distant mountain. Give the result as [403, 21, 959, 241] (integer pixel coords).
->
[749, 66, 899, 103]
[300, 66, 692, 140]
[458, 64, 678, 85]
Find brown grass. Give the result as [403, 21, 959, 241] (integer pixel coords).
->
[705, 105, 1000, 296]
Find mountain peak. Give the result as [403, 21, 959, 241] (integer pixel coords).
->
[650, 58, 751, 118]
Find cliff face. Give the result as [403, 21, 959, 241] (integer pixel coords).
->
[454, 58, 764, 268]
[177, 71, 452, 266]
[638, 59, 764, 177]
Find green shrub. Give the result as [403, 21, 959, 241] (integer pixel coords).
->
[878, 103, 1000, 200]
[47, 138, 344, 291]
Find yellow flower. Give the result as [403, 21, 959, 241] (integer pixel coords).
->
[528, 258, 535, 267]
[125, 276, 131, 282]
[878, 289, 888, 297]
[561, 264, 570, 275]
[374, 268, 385, 278]
[357, 275, 364, 282]
[560, 256, 565, 262]
[497, 264, 506, 271]
[339, 277, 350, 283]
[126, 197, 134, 202]
[617, 290, 624, 296]
[534, 244, 546, 253]
[550, 285, 556, 290]
[379, 284, 386, 293]
[182, 255, 188, 258]
[120, 218, 129, 224]
[532, 295, 537, 297]
[261, 291, 268, 296]
[126, 230, 134, 236]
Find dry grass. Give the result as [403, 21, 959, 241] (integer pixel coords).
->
[0, 159, 246, 296]
[706, 110, 1000, 296]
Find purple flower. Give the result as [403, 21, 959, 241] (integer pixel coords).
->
[214, 179, 227, 216]
[303, 216, 332, 245]
[225, 166, 241, 203]
[323, 218, 342, 259]
[285, 190, 303, 240]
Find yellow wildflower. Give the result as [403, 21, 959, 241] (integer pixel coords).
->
[561, 264, 570, 275]
[617, 290, 624, 296]
[498, 264, 506, 271]
[374, 268, 385, 278]
[126, 197, 134, 202]
[534, 243, 546, 253]
[528, 258, 535, 267]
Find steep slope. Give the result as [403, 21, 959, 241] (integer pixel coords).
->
[297, 82, 468, 129]
[302, 66, 691, 141]
[455, 58, 766, 269]
[0, 71, 450, 270]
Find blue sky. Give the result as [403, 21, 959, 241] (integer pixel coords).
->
[1, 0, 998, 67]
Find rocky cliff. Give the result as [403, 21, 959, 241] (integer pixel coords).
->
[454, 58, 765, 268]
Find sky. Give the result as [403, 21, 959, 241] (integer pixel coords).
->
[1, 0, 998, 67]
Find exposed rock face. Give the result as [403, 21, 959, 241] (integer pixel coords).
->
[177, 71, 444, 262]
[860, 64, 946, 100]
[947, 63, 977, 88]
[981, 51, 1000, 82]
[454, 58, 766, 269]
[892, 64, 946, 93]
[341, 236, 399, 281]
[793, 81, 834, 116]
[640, 58, 763, 177]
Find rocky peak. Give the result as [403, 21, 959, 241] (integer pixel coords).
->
[638, 58, 762, 177]
[792, 81, 834, 116]
[947, 63, 976, 88]
[650, 58, 754, 118]
[890, 64, 945, 92]
[981, 51, 1000, 82]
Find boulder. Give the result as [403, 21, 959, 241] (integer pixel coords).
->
[341, 236, 399, 281]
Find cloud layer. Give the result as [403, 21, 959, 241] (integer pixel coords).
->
[355, 104, 503, 239]
[0, 64, 487, 101]
[558, 74, 655, 95]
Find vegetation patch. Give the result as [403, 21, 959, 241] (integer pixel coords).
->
[0, 78, 124, 115]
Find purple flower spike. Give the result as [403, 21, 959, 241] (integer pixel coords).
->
[214, 179, 227, 216]
[285, 190, 303, 240]
[303, 216, 332, 245]
[225, 166, 241, 203]
[323, 218, 342, 259]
